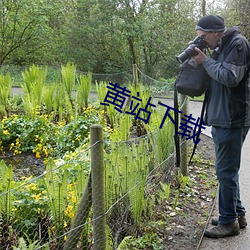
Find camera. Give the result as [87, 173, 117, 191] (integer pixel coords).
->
[176, 36, 208, 63]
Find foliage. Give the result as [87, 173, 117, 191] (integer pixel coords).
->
[76, 71, 92, 110]
[12, 176, 49, 241]
[0, 161, 15, 222]
[0, 65, 61, 86]
[0, 73, 12, 117]
[0, 0, 240, 79]
[145, 108, 175, 164]
[43, 85, 56, 113]
[0, 76, 198, 249]
[13, 235, 46, 250]
[61, 63, 76, 101]
[0, 108, 100, 158]
[105, 137, 153, 222]
[0, 147, 91, 248]
[0, 0, 52, 65]
[43, 159, 72, 245]
[21, 65, 47, 118]
[117, 233, 163, 250]
[220, 0, 250, 39]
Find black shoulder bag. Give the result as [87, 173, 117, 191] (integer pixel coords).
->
[175, 58, 208, 97]
[174, 58, 210, 168]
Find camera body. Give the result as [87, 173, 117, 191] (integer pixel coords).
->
[176, 36, 208, 64]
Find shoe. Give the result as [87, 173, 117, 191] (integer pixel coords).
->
[211, 214, 247, 229]
[204, 222, 240, 238]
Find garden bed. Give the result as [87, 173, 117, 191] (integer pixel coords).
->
[0, 131, 216, 250]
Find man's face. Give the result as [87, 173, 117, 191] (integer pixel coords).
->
[196, 30, 221, 49]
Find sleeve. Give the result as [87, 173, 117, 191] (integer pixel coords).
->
[203, 37, 250, 88]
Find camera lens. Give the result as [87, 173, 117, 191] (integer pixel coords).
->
[176, 44, 198, 63]
[176, 36, 208, 63]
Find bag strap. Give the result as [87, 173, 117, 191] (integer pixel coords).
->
[174, 80, 181, 168]
[188, 91, 208, 164]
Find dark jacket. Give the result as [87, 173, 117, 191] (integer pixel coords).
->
[203, 26, 250, 128]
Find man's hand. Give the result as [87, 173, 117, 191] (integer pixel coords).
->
[192, 47, 207, 64]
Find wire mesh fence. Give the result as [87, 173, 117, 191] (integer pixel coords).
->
[0, 117, 191, 249]
[3, 64, 174, 98]
[0, 65, 194, 249]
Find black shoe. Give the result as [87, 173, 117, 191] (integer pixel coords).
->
[204, 222, 240, 238]
[211, 214, 247, 229]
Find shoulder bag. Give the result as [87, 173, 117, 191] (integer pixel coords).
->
[175, 58, 209, 97]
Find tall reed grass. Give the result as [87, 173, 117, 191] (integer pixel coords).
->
[0, 73, 12, 116]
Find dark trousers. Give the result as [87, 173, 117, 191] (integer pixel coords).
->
[211, 126, 249, 225]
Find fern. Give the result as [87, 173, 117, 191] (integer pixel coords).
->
[96, 81, 107, 110]
[76, 71, 92, 110]
[21, 65, 47, 118]
[145, 108, 175, 163]
[43, 159, 68, 228]
[0, 73, 12, 115]
[43, 84, 55, 113]
[60, 62, 76, 101]
[13, 232, 46, 250]
[0, 160, 14, 221]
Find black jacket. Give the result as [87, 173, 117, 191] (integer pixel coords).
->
[203, 26, 250, 128]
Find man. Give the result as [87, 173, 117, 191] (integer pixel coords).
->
[192, 15, 250, 238]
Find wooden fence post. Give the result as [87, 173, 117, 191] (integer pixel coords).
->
[133, 64, 138, 86]
[180, 94, 188, 176]
[63, 175, 92, 250]
[91, 124, 106, 250]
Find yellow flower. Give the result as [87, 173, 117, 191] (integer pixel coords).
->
[43, 147, 49, 157]
[12, 207, 17, 212]
[32, 193, 42, 201]
[65, 205, 74, 218]
[14, 149, 22, 155]
[26, 183, 37, 191]
[71, 195, 76, 204]
[36, 152, 41, 159]
[3, 130, 9, 135]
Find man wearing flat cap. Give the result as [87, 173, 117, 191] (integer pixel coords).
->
[192, 15, 250, 238]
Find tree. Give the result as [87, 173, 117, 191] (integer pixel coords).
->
[0, 0, 50, 65]
[63, 0, 129, 73]
[220, 0, 250, 39]
[66, 0, 200, 78]
[0, 0, 230, 79]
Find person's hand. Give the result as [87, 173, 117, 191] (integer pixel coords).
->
[192, 47, 207, 64]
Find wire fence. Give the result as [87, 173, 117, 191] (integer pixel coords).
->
[0, 65, 193, 249]
[2, 64, 175, 98]
[0, 117, 191, 249]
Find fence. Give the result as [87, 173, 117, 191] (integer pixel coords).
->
[0, 65, 192, 249]
[0, 122, 191, 249]
[1, 63, 175, 97]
